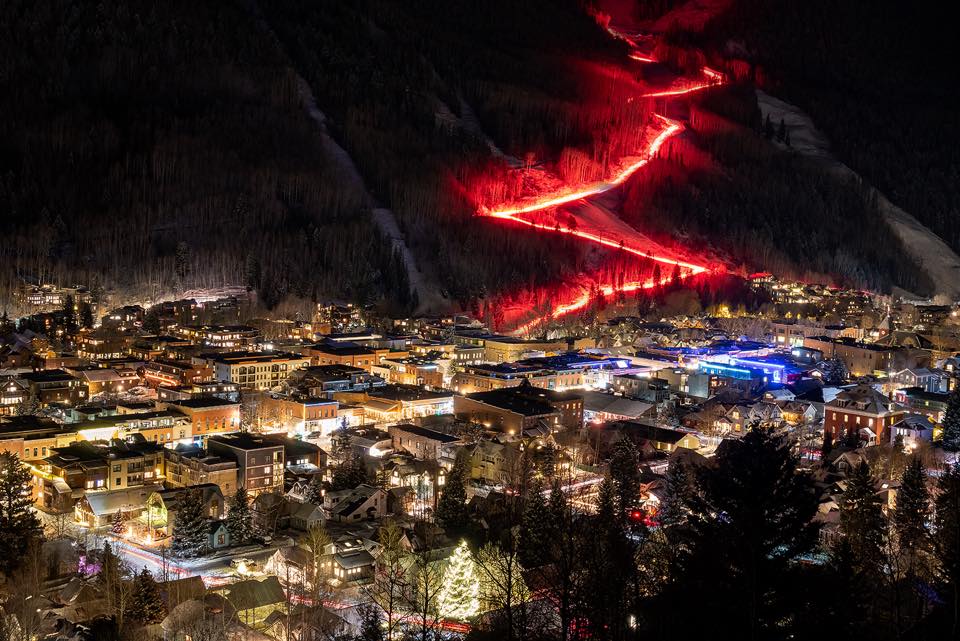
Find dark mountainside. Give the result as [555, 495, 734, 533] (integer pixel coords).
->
[631, 0, 956, 295]
[0, 0, 947, 316]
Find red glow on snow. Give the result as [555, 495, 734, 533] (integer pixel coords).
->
[471, 21, 726, 333]
[481, 115, 682, 218]
[629, 51, 656, 63]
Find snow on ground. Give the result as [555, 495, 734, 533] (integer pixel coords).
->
[295, 76, 445, 313]
[757, 89, 960, 301]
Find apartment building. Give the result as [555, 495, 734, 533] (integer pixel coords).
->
[207, 433, 285, 496]
[211, 351, 310, 390]
[164, 444, 239, 494]
[165, 397, 240, 439]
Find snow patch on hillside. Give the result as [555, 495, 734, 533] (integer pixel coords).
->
[757, 89, 960, 300]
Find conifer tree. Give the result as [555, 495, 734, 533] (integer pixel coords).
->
[935, 463, 960, 634]
[436, 453, 469, 533]
[655, 430, 819, 639]
[226, 486, 253, 546]
[171, 489, 208, 558]
[437, 540, 480, 621]
[0, 452, 41, 576]
[127, 567, 166, 624]
[111, 510, 125, 536]
[942, 386, 960, 451]
[894, 458, 930, 546]
[330, 455, 368, 491]
[658, 455, 700, 548]
[518, 479, 551, 568]
[838, 461, 886, 573]
[303, 475, 325, 505]
[609, 437, 641, 519]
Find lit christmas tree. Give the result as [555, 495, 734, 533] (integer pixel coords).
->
[437, 540, 480, 621]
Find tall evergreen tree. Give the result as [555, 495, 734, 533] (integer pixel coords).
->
[170, 489, 208, 558]
[330, 455, 368, 491]
[61, 294, 77, 333]
[127, 568, 166, 624]
[302, 475, 325, 505]
[658, 454, 700, 538]
[942, 386, 960, 451]
[436, 453, 469, 533]
[894, 458, 930, 546]
[518, 479, 552, 568]
[934, 463, 960, 636]
[437, 540, 480, 621]
[79, 302, 94, 329]
[0, 452, 41, 576]
[226, 486, 253, 546]
[839, 460, 886, 573]
[582, 476, 635, 641]
[608, 436, 641, 519]
[893, 458, 933, 636]
[653, 430, 819, 640]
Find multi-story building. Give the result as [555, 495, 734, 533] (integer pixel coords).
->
[0, 378, 29, 415]
[802, 336, 896, 377]
[481, 336, 570, 364]
[39, 439, 165, 512]
[66, 366, 141, 396]
[164, 444, 239, 494]
[452, 362, 583, 395]
[75, 331, 132, 361]
[288, 365, 385, 396]
[73, 409, 192, 444]
[207, 433, 285, 496]
[164, 397, 240, 439]
[303, 343, 380, 371]
[174, 324, 260, 348]
[371, 356, 444, 389]
[259, 394, 339, 436]
[824, 384, 906, 444]
[211, 351, 310, 390]
[142, 359, 213, 388]
[157, 380, 240, 402]
[18, 369, 88, 407]
[389, 424, 460, 461]
[357, 385, 454, 425]
[0, 415, 78, 461]
[455, 379, 583, 434]
[892, 387, 950, 423]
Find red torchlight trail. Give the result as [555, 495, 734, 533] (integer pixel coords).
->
[629, 51, 656, 63]
[475, 23, 725, 333]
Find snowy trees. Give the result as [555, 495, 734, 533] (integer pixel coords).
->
[475, 540, 531, 640]
[170, 490, 208, 558]
[226, 486, 253, 546]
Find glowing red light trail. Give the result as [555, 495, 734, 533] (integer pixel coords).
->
[476, 23, 725, 333]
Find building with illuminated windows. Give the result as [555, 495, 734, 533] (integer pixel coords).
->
[210, 350, 310, 390]
[824, 384, 906, 444]
[207, 432, 285, 496]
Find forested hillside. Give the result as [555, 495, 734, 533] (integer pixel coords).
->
[669, 0, 960, 257]
[0, 0, 403, 312]
[0, 0, 949, 316]
[621, 86, 933, 294]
